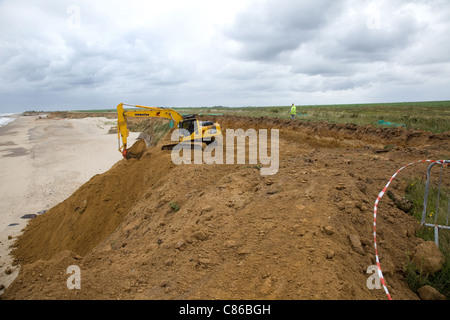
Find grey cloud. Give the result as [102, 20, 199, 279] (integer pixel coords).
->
[288, 45, 355, 77]
[225, 0, 449, 82]
[1, 23, 192, 95]
[329, 14, 422, 64]
[1, 41, 57, 83]
[225, 0, 343, 61]
[279, 0, 450, 96]
[0, 0, 449, 113]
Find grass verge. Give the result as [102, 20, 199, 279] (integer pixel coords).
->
[402, 176, 450, 299]
[127, 118, 172, 147]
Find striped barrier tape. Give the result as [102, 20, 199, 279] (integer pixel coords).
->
[373, 159, 449, 300]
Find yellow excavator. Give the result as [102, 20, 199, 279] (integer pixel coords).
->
[117, 103, 222, 158]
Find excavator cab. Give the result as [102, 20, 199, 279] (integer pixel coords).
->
[180, 117, 197, 135]
[178, 116, 219, 145]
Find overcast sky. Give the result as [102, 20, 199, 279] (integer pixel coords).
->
[0, 0, 449, 113]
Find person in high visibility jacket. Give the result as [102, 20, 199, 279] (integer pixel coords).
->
[290, 103, 296, 119]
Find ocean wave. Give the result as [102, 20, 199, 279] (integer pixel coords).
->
[0, 113, 17, 127]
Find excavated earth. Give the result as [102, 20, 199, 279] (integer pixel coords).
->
[3, 115, 450, 300]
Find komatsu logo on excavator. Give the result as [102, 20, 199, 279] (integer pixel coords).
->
[135, 113, 150, 116]
[170, 128, 279, 176]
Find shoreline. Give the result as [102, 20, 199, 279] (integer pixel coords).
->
[0, 115, 138, 293]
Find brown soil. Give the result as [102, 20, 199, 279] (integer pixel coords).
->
[2, 115, 449, 300]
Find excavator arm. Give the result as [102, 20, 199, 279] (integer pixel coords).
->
[117, 103, 184, 157]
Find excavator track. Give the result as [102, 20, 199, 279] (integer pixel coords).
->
[161, 143, 178, 150]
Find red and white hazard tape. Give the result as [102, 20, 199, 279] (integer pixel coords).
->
[373, 159, 448, 300]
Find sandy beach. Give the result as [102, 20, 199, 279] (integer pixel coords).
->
[0, 114, 138, 292]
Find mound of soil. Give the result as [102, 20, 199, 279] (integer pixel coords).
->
[126, 139, 147, 159]
[3, 115, 449, 300]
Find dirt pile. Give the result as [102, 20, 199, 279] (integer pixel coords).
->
[9, 147, 174, 265]
[2, 116, 449, 300]
[126, 139, 147, 159]
[209, 115, 450, 148]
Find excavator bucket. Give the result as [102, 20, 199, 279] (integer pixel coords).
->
[125, 139, 147, 159]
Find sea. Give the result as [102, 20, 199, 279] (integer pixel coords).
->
[0, 113, 17, 127]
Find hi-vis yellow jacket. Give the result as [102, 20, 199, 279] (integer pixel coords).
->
[290, 105, 296, 115]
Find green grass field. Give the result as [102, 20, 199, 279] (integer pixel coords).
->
[174, 100, 450, 133]
[67, 100, 450, 133]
